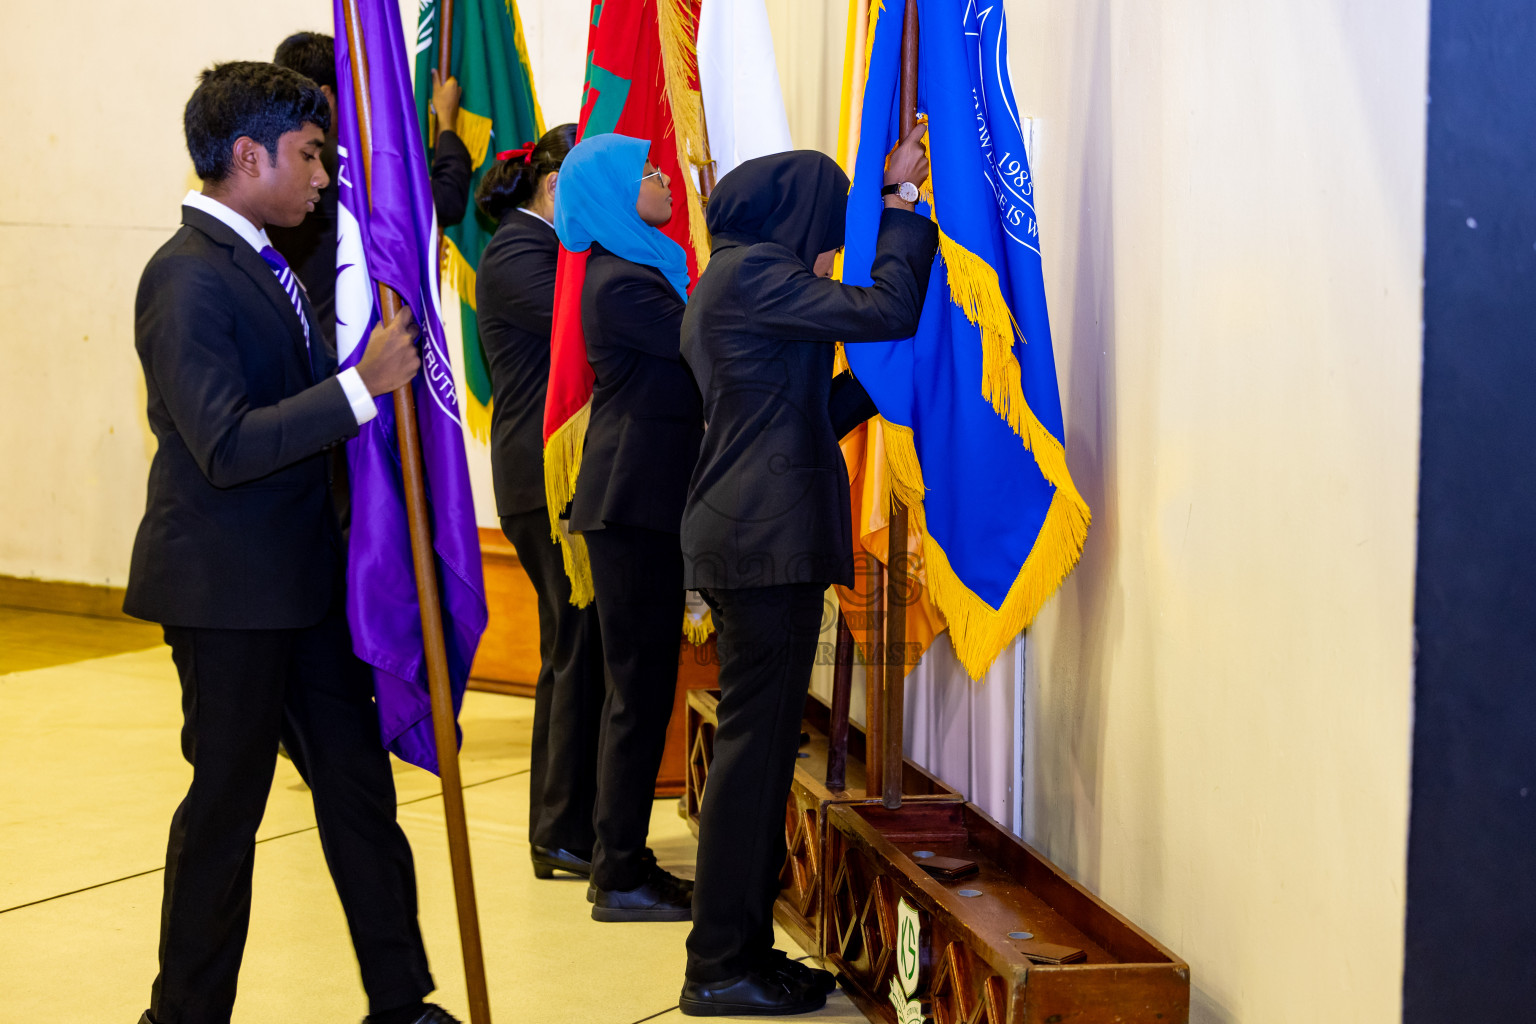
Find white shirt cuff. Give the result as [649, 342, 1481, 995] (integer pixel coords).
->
[337, 367, 378, 426]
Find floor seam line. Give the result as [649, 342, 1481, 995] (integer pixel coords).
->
[627, 1005, 681, 1023]
[0, 767, 532, 915]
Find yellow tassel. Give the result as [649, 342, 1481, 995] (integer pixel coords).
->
[682, 607, 715, 646]
[656, 0, 712, 271]
[440, 236, 478, 312]
[464, 393, 493, 444]
[880, 419, 928, 511]
[506, 0, 547, 137]
[882, 418, 1091, 679]
[454, 107, 495, 171]
[542, 401, 595, 607]
[866, 0, 885, 71]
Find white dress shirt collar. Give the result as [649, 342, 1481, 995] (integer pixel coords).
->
[183, 190, 273, 253]
[517, 206, 555, 229]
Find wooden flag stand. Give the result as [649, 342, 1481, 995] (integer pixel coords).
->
[340, 2, 492, 1022]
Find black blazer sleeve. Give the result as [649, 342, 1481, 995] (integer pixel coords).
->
[592, 268, 687, 360]
[482, 223, 558, 337]
[827, 370, 878, 438]
[739, 208, 939, 343]
[137, 254, 359, 488]
[432, 130, 473, 228]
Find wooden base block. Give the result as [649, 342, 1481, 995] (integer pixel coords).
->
[824, 802, 1190, 1024]
[682, 688, 965, 953]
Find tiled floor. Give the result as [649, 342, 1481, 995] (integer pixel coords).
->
[0, 612, 865, 1023]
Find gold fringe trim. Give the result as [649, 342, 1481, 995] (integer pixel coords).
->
[464, 393, 493, 444]
[455, 107, 495, 171]
[836, 0, 859, 171]
[882, 420, 1090, 679]
[440, 235, 478, 312]
[440, 237, 491, 441]
[542, 400, 595, 607]
[656, 0, 711, 271]
[506, 0, 547, 137]
[866, 0, 885, 71]
[682, 607, 715, 646]
[934, 226, 1031, 425]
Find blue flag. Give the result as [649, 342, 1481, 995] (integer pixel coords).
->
[843, 0, 1089, 678]
[333, 0, 488, 771]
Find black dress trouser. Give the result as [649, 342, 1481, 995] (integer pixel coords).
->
[500, 509, 604, 854]
[151, 602, 433, 1024]
[686, 583, 827, 981]
[583, 522, 686, 891]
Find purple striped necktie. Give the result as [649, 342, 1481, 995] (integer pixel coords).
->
[258, 244, 312, 357]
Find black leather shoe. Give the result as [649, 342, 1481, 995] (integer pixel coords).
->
[591, 866, 693, 922]
[679, 968, 827, 1016]
[363, 1002, 462, 1024]
[587, 848, 691, 902]
[760, 949, 837, 995]
[530, 844, 592, 879]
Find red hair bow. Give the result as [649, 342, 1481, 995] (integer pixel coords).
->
[496, 141, 537, 163]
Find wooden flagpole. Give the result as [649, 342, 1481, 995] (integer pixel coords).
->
[340, 2, 492, 1021]
[881, 0, 920, 812]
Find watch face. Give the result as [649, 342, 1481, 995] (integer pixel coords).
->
[899, 181, 920, 203]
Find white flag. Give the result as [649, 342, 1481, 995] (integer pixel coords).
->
[697, 0, 794, 179]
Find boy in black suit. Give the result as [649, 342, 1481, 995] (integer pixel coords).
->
[126, 61, 456, 1024]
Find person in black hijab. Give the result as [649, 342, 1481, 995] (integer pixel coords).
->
[677, 128, 937, 1016]
[474, 124, 608, 885]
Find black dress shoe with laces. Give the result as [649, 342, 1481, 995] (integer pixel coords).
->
[591, 865, 693, 922]
[587, 848, 691, 902]
[759, 949, 837, 996]
[530, 844, 593, 879]
[678, 967, 828, 1016]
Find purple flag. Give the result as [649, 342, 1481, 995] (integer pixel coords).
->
[333, 0, 488, 773]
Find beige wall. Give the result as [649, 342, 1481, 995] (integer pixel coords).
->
[0, 2, 338, 585]
[1007, 1, 1426, 1020]
[0, 0, 589, 579]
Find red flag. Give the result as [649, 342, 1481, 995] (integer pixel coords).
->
[542, 0, 707, 603]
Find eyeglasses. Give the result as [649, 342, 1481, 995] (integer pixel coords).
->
[638, 170, 664, 184]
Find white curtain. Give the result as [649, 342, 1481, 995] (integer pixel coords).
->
[810, 592, 1026, 835]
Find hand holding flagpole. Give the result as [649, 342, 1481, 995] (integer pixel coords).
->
[880, 0, 920, 812]
[340, 0, 492, 1020]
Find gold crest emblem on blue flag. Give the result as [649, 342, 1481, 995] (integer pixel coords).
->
[842, 0, 1090, 677]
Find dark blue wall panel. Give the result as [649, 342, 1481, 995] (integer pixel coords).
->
[1406, 1, 1536, 1020]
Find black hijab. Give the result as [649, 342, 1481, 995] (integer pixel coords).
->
[705, 150, 851, 269]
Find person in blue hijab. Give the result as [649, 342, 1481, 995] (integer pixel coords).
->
[553, 132, 702, 923]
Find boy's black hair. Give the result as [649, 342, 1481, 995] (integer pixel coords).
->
[274, 31, 337, 91]
[184, 61, 331, 184]
[476, 123, 580, 221]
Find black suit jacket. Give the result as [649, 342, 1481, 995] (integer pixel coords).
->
[268, 130, 472, 354]
[124, 206, 361, 629]
[476, 210, 558, 516]
[679, 208, 939, 589]
[569, 243, 703, 535]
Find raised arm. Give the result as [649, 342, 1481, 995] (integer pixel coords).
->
[742, 208, 939, 344]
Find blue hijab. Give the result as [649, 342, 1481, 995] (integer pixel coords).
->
[553, 134, 691, 302]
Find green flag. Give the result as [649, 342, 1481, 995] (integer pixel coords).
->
[415, 0, 545, 441]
